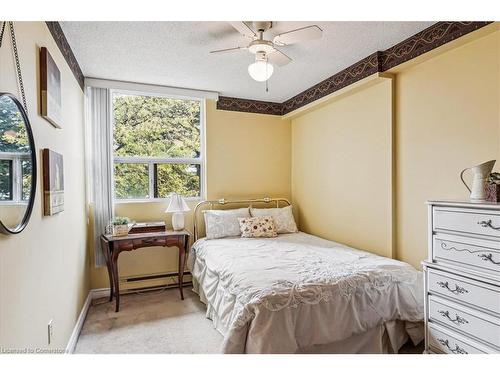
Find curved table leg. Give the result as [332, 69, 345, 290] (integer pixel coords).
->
[100, 236, 114, 302]
[107, 266, 114, 302]
[112, 251, 121, 312]
[178, 241, 186, 300]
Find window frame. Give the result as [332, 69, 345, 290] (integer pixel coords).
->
[0, 152, 31, 205]
[110, 89, 206, 203]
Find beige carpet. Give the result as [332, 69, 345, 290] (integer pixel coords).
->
[75, 288, 223, 353]
[75, 287, 423, 354]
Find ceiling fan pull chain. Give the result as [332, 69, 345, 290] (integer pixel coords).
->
[265, 61, 269, 92]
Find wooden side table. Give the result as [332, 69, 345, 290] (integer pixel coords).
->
[100, 230, 190, 312]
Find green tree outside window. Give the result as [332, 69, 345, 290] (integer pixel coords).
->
[112, 94, 202, 200]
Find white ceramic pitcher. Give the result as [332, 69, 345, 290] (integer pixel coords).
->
[460, 160, 496, 202]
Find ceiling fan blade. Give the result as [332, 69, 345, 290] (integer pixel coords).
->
[273, 25, 322, 46]
[210, 46, 247, 54]
[228, 21, 256, 39]
[267, 49, 292, 67]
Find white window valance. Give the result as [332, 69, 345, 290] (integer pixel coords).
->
[84, 78, 219, 101]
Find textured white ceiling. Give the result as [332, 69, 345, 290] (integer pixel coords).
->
[60, 21, 435, 102]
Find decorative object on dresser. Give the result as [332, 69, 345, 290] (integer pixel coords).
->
[423, 200, 500, 354]
[42, 149, 64, 215]
[460, 160, 496, 202]
[165, 193, 190, 230]
[486, 173, 500, 203]
[100, 230, 190, 312]
[128, 221, 166, 234]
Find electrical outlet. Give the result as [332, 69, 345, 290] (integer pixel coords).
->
[47, 319, 53, 345]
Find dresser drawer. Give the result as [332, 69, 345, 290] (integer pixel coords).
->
[433, 207, 500, 238]
[428, 296, 500, 349]
[132, 237, 167, 248]
[433, 233, 500, 277]
[428, 269, 500, 316]
[428, 322, 493, 354]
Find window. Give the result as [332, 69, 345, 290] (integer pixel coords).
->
[112, 92, 204, 201]
[0, 155, 31, 203]
[1, 105, 31, 203]
[0, 159, 13, 201]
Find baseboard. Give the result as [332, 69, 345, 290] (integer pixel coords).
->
[65, 288, 110, 353]
[65, 283, 191, 353]
[91, 287, 110, 300]
[65, 291, 92, 354]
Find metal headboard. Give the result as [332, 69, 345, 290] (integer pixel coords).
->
[193, 197, 291, 241]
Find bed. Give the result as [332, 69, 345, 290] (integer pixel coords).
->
[188, 198, 424, 354]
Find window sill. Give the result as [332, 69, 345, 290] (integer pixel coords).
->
[0, 201, 29, 206]
[114, 196, 204, 205]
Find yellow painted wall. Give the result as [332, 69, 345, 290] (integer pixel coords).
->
[290, 29, 500, 269]
[205, 100, 291, 199]
[395, 30, 499, 268]
[90, 99, 291, 289]
[291, 78, 394, 258]
[0, 22, 89, 350]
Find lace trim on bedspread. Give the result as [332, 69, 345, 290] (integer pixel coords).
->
[192, 240, 419, 329]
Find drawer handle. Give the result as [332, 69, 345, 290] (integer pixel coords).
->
[478, 253, 500, 266]
[143, 239, 155, 244]
[477, 220, 500, 231]
[436, 281, 469, 295]
[437, 339, 468, 354]
[438, 310, 469, 325]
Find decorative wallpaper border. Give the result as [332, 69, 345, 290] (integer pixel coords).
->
[217, 96, 283, 115]
[282, 52, 381, 114]
[379, 21, 492, 72]
[45, 22, 85, 90]
[49, 21, 492, 110]
[220, 21, 493, 116]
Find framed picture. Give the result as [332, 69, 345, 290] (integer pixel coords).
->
[40, 47, 62, 128]
[42, 149, 64, 215]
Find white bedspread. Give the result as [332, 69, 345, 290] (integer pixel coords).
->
[189, 232, 424, 353]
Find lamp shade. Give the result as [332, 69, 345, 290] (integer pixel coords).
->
[248, 60, 274, 82]
[165, 193, 190, 213]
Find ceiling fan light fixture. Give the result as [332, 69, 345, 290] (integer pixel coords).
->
[248, 60, 274, 82]
[212, 21, 323, 85]
[248, 40, 275, 55]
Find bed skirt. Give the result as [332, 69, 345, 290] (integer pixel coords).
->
[192, 279, 423, 354]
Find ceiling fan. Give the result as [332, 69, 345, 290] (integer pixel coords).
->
[210, 21, 323, 82]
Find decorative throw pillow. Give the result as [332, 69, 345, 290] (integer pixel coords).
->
[204, 207, 250, 239]
[238, 216, 277, 238]
[250, 205, 298, 234]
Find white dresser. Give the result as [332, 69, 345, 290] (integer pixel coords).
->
[424, 200, 500, 354]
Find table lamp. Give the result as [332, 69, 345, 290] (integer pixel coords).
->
[165, 193, 190, 231]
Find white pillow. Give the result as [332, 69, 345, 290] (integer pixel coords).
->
[250, 205, 298, 234]
[203, 207, 250, 239]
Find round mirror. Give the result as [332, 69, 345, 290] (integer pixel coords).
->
[0, 92, 36, 234]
